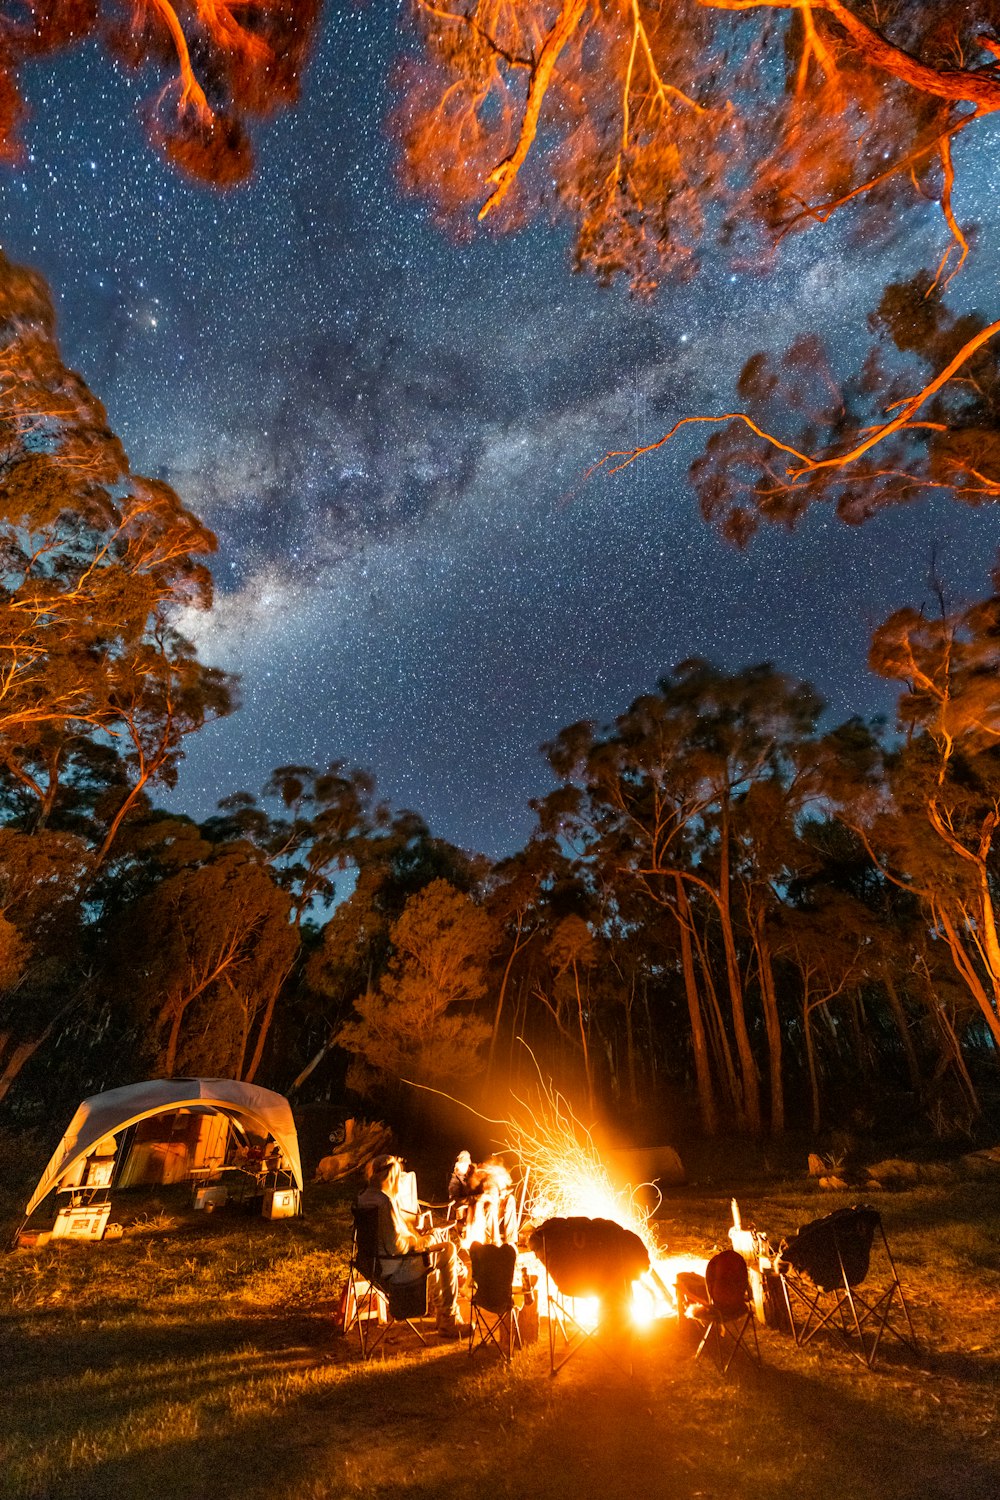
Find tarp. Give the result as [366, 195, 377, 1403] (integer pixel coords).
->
[26, 1078, 303, 1218]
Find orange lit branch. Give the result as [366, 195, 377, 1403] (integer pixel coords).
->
[594, 319, 1000, 487]
[147, 0, 213, 121]
[779, 115, 974, 282]
[702, 0, 1000, 113]
[478, 0, 588, 219]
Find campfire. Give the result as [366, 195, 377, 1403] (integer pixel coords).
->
[503, 1081, 706, 1329]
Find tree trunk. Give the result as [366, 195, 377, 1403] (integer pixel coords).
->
[623, 971, 638, 1104]
[718, 804, 761, 1134]
[751, 906, 785, 1136]
[803, 996, 822, 1135]
[488, 914, 526, 1078]
[572, 960, 595, 1113]
[244, 957, 296, 1083]
[0, 1034, 49, 1105]
[692, 912, 741, 1124]
[0, 997, 79, 1105]
[930, 1004, 981, 1118]
[936, 901, 1000, 1051]
[881, 970, 922, 1093]
[163, 1002, 184, 1077]
[674, 876, 718, 1135]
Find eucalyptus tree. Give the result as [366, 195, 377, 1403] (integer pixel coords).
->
[536, 659, 824, 1134]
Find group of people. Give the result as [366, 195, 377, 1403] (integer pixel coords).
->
[357, 1148, 521, 1340]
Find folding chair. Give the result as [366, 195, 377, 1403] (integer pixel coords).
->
[687, 1249, 761, 1375]
[469, 1242, 521, 1362]
[776, 1205, 918, 1369]
[345, 1202, 432, 1359]
[529, 1216, 649, 1377]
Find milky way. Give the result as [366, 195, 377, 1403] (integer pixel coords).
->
[2, 5, 999, 856]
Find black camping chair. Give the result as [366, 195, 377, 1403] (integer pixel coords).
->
[529, 1216, 649, 1376]
[468, 1242, 521, 1362]
[686, 1249, 761, 1375]
[775, 1205, 918, 1369]
[346, 1202, 432, 1359]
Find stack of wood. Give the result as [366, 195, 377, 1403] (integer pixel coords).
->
[313, 1119, 393, 1183]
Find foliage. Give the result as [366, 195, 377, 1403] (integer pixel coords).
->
[396, 2, 1000, 292]
[0, 251, 235, 856]
[0, 0, 321, 186]
[338, 877, 495, 1097]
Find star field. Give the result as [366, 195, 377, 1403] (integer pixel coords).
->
[2, 8, 999, 856]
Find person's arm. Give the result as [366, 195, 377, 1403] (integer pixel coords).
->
[380, 1193, 427, 1255]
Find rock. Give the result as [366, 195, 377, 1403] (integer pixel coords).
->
[818, 1175, 849, 1191]
[866, 1158, 920, 1186]
[605, 1145, 686, 1189]
[807, 1153, 827, 1178]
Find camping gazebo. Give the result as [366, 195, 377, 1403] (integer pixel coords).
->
[20, 1078, 304, 1242]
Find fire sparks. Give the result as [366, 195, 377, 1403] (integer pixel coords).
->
[502, 1076, 693, 1324]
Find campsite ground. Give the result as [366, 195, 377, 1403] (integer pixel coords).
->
[2, 1138, 1000, 1500]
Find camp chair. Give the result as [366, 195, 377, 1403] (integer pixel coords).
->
[468, 1242, 521, 1362]
[345, 1202, 431, 1359]
[775, 1205, 918, 1369]
[687, 1249, 761, 1374]
[529, 1216, 649, 1376]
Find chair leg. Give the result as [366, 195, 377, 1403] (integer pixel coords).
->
[353, 1279, 390, 1360]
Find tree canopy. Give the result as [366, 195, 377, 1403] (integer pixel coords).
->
[0, 0, 321, 185]
[397, 2, 1000, 527]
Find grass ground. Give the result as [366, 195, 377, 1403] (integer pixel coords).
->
[3, 1148, 1000, 1500]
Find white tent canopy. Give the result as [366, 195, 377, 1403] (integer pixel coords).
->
[26, 1078, 303, 1219]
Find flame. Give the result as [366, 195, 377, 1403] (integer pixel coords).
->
[502, 1076, 702, 1323]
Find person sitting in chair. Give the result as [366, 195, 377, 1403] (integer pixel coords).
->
[463, 1157, 519, 1248]
[448, 1150, 474, 1218]
[358, 1154, 468, 1339]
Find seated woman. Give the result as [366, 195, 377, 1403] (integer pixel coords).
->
[357, 1154, 467, 1338]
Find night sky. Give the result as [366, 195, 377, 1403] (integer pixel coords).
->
[2, 4, 999, 858]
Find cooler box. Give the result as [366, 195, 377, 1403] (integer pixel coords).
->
[194, 1185, 229, 1211]
[263, 1188, 300, 1220]
[52, 1202, 112, 1240]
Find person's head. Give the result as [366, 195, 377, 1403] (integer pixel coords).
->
[368, 1154, 401, 1193]
[469, 1157, 512, 1201]
[453, 1150, 472, 1177]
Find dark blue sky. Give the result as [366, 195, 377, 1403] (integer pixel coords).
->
[2, 5, 999, 856]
